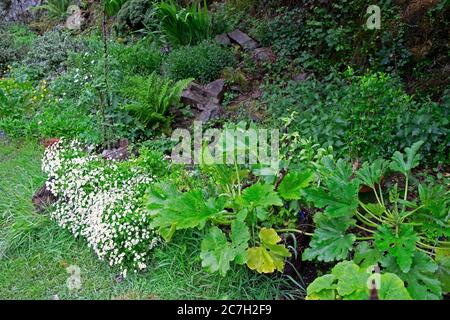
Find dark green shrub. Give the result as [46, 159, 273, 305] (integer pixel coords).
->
[263, 69, 449, 164]
[0, 24, 36, 74]
[164, 41, 236, 83]
[115, 0, 156, 34]
[19, 28, 83, 80]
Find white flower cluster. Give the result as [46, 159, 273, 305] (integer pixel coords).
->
[42, 139, 160, 276]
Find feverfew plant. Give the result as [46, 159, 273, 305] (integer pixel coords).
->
[42, 139, 160, 276]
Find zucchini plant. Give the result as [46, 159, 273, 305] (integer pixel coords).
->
[303, 141, 450, 299]
[145, 124, 315, 275]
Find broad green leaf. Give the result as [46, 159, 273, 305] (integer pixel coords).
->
[416, 184, 450, 238]
[305, 179, 359, 218]
[319, 157, 353, 183]
[277, 170, 314, 200]
[332, 261, 368, 298]
[383, 251, 442, 300]
[353, 242, 382, 268]
[306, 274, 337, 300]
[306, 261, 411, 300]
[147, 184, 224, 240]
[364, 203, 386, 216]
[374, 224, 417, 273]
[302, 213, 356, 262]
[356, 159, 386, 188]
[200, 227, 235, 276]
[378, 273, 412, 300]
[389, 141, 424, 176]
[241, 183, 283, 208]
[246, 228, 291, 273]
[230, 220, 250, 265]
[259, 227, 281, 245]
[436, 248, 450, 293]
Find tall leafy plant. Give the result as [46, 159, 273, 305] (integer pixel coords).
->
[156, 0, 211, 46]
[303, 141, 450, 299]
[97, 0, 129, 147]
[121, 72, 192, 129]
[34, 0, 72, 20]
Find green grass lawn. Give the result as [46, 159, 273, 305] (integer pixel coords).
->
[0, 139, 288, 300]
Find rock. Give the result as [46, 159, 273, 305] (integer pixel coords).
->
[205, 79, 226, 102]
[41, 138, 60, 148]
[32, 179, 57, 213]
[292, 73, 309, 82]
[181, 88, 211, 107]
[0, 130, 6, 140]
[102, 139, 129, 161]
[227, 29, 259, 51]
[182, 80, 227, 122]
[196, 103, 221, 122]
[215, 33, 231, 46]
[253, 47, 276, 63]
[160, 45, 171, 54]
[0, 0, 42, 23]
[65, 5, 83, 31]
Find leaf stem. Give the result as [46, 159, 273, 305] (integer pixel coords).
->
[276, 228, 314, 237]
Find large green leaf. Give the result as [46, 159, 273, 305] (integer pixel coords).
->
[374, 224, 417, 273]
[435, 248, 450, 293]
[389, 141, 423, 176]
[332, 261, 368, 299]
[305, 179, 359, 218]
[246, 228, 291, 273]
[241, 183, 283, 208]
[200, 227, 235, 276]
[383, 251, 442, 300]
[200, 221, 250, 276]
[356, 159, 386, 188]
[147, 184, 224, 240]
[353, 242, 382, 268]
[230, 220, 250, 265]
[378, 273, 412, 300]
[306, 261, 411, 300]
[277, 170, 314, 200]
[306, 274, 337, 300]
[302, 213, 356, 262]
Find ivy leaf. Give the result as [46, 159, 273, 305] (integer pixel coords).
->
[230, 220, 250, 265]
[200, 227, 235, 276]
[356, 159, 386, 189]
[302, 213, 356, 262]
[389, 141, 423, 176]
[241, 183, 283, 208]
[374, 224, 417, 273]
[246, 228, 291, 273]
[277, 170, 314, 200]
[382, 251, 442, 300]
[305, 179, 359, 218]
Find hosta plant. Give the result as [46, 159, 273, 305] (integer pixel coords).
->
[303, 141, 450, 299]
